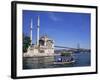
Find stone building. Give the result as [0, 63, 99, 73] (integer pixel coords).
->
[24, 16, 54, 57]
[39, 35, 54, 54]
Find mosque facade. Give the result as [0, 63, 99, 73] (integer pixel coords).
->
[24, 16, 54, 57]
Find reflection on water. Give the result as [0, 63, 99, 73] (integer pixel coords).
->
[23, 52, 91, 69]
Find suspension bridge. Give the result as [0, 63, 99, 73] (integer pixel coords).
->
[54, 45, 90, 53]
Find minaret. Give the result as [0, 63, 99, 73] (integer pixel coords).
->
[30, 19, 33, 46]
[37, 16, 40, 46]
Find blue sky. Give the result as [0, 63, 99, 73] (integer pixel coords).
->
[23, 10, 91, 49]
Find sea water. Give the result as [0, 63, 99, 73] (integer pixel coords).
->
[23, 52, 90, 69]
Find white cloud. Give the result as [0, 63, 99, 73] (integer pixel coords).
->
[48, 12, 61, 21]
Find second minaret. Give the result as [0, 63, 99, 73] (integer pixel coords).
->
[37, 16, 40, 46]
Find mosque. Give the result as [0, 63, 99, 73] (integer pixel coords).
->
[24, 16, 54, 57]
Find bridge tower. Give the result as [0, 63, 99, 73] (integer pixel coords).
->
[77, 43, 80, 49]
[77, 43, 80, 52]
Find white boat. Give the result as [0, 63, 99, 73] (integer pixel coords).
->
[53, 60, 75, 64]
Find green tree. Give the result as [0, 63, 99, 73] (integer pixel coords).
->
[23, 34, 31, 53]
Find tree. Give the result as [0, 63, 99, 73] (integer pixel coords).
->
[23, 34, 31, 53]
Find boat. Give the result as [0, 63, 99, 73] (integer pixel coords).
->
[54, 51, 75, 64]
[53, 60, 75, 64]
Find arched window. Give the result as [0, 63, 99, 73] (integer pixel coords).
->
[39, 40, 44, 46]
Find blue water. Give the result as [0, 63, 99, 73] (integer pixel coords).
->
[23, 52, 91, 69]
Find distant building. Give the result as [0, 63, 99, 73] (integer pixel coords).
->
[24, 16, 54, 57]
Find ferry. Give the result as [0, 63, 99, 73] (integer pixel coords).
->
[54, 60, 75, 64]
[54, 51, 75, 64]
